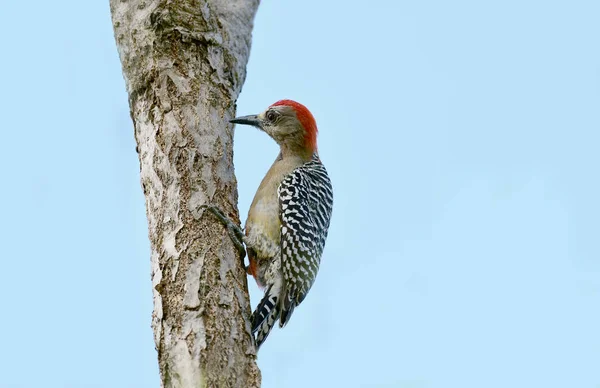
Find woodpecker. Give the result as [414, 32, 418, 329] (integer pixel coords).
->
[205, 100, 333, 349]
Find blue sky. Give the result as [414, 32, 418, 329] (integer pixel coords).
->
[1, 1, 599, 387]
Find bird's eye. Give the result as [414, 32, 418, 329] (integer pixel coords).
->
[266, 111, 277, 122]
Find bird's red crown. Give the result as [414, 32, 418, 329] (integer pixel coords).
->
[270, 99, 318, 152]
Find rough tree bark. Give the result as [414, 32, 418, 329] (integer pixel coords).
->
[110, 1, 261, 387]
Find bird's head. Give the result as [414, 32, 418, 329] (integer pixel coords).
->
[230, 99, 318, 159]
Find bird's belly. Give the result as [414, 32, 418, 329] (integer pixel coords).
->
[245, 198, 281, 259]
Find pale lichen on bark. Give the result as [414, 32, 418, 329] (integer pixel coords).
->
[110, 0, 261, 386]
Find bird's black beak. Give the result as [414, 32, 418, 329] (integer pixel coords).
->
[230, 114, 262, 128]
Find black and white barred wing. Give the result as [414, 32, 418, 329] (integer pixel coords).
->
[278, 157, 333, 327]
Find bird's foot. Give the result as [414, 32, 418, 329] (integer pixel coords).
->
[201, 205, 247, 261]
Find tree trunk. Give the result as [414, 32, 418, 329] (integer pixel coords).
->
[110, 1, 261, 387]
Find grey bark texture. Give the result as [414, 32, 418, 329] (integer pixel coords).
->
[110, 0, 261, 387]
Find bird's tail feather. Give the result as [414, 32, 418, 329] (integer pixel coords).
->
[252, 282, 281, 349]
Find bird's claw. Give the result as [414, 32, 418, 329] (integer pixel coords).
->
[202, 204, 247, 261]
